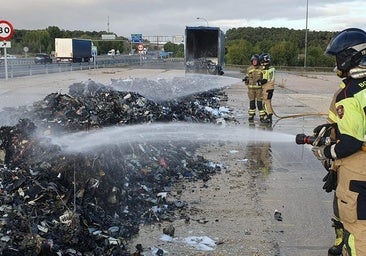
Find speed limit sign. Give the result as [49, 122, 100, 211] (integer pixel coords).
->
[0, 20, 14, 41]
[137, 44, 144, 51]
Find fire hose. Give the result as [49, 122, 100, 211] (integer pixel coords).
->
[268, 97, 328, 126]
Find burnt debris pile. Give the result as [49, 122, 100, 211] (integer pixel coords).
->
[0, 79, 235, 255]
[21, 80, 233, 133]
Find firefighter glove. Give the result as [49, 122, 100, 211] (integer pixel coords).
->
[313, 123, 336, 137]
[322, 170, 337, 193]
[312, 145, 327, 160]
[320, 158, 332, 171]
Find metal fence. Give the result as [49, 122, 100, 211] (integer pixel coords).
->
[2, 58, 334, 80]
[0, 56, 185, 80]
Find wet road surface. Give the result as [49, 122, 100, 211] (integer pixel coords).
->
[224, 70, 337, 255]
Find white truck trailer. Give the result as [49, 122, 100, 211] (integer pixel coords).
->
[55, 38, 92, 63]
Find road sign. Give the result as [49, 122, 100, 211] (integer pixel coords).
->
[102, 34, 116, 40]
[131, 34, 142, 43]
[1, 41, 11, 48]
[0, 20, 14, 41]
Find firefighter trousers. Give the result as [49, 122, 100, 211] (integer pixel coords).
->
[334, 151, 366, 255]
[247, 87, 265, 117]
[262, 85, 274, 115]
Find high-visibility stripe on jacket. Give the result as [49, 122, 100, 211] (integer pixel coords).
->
[248, 84, 262, 89]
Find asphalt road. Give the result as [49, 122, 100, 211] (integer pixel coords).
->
[224, 75, 337, 256]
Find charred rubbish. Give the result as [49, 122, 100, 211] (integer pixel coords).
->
[0, 79, 236, 255]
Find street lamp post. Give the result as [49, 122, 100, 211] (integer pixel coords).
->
[196, 17, 208, 27]
[304, 0, 309, 68]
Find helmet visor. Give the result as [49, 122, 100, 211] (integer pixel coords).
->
[359, 55, 366, 68]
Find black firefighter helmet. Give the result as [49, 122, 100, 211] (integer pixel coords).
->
[259, 53, 271, 65]
[324, 28, 366, 77]
[250, 54, 260, 66]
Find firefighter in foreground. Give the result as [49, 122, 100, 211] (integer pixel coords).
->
[259, 53, 275, 123]
[311, 28, 366, 255]
[243, 54, 267, 123]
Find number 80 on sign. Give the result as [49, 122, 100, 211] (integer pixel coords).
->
[0, 20, 15, 41]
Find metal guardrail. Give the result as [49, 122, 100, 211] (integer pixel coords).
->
[1, 59, 335, 80]
[0, 56, 185, 80]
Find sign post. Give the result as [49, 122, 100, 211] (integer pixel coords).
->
[137, 43, 144, 65]
[23, 46, 29, 58]
[0, 20, 15, 80]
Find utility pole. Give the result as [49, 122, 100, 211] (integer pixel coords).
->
[304, 0, 309, 68]
[107, 16, 110, 33]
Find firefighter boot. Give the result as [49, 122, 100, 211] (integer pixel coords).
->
[259, 107, 269, 123]
[267, 114, 273, 123]
[260, 114, 269, 123]
[328, 218, 344, 256]
[248, 105, 256, 123]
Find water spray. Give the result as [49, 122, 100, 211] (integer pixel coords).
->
[49, 123, 295, 153]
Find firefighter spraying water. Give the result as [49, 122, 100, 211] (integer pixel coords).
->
[296, 28, 366, 256]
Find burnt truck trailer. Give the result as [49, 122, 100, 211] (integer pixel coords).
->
[55, 38, 92, 63]
[184, 26, 225, 75]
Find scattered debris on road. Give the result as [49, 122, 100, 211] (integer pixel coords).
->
[0, 79, 236, 255]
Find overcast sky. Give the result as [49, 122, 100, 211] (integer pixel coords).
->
[3, 0, 366, 38]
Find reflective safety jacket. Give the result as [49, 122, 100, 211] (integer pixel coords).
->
[246, 65, 263, 89]
[326, 77, 366, 159]
[262, 65, 275, 90]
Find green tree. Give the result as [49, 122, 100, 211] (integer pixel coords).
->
[163, 42, 184, 57]
[256, 39, 272, 54]
[270, 41, 298, 66]
[46, 26, 62, 51]
[305, 45, 334, 67]
[226, 39, 253, 65]
[175, 44, 184, 57]
[225, 26, 335, 67]
[22, 30, 51, 53]
[94, 39, 126, 55]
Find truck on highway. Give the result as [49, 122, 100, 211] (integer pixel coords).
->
[55, 38, 92, 63]
[184, 26, 225, 75]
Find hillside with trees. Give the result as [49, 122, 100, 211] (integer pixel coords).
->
[225, 27, 337, 67]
